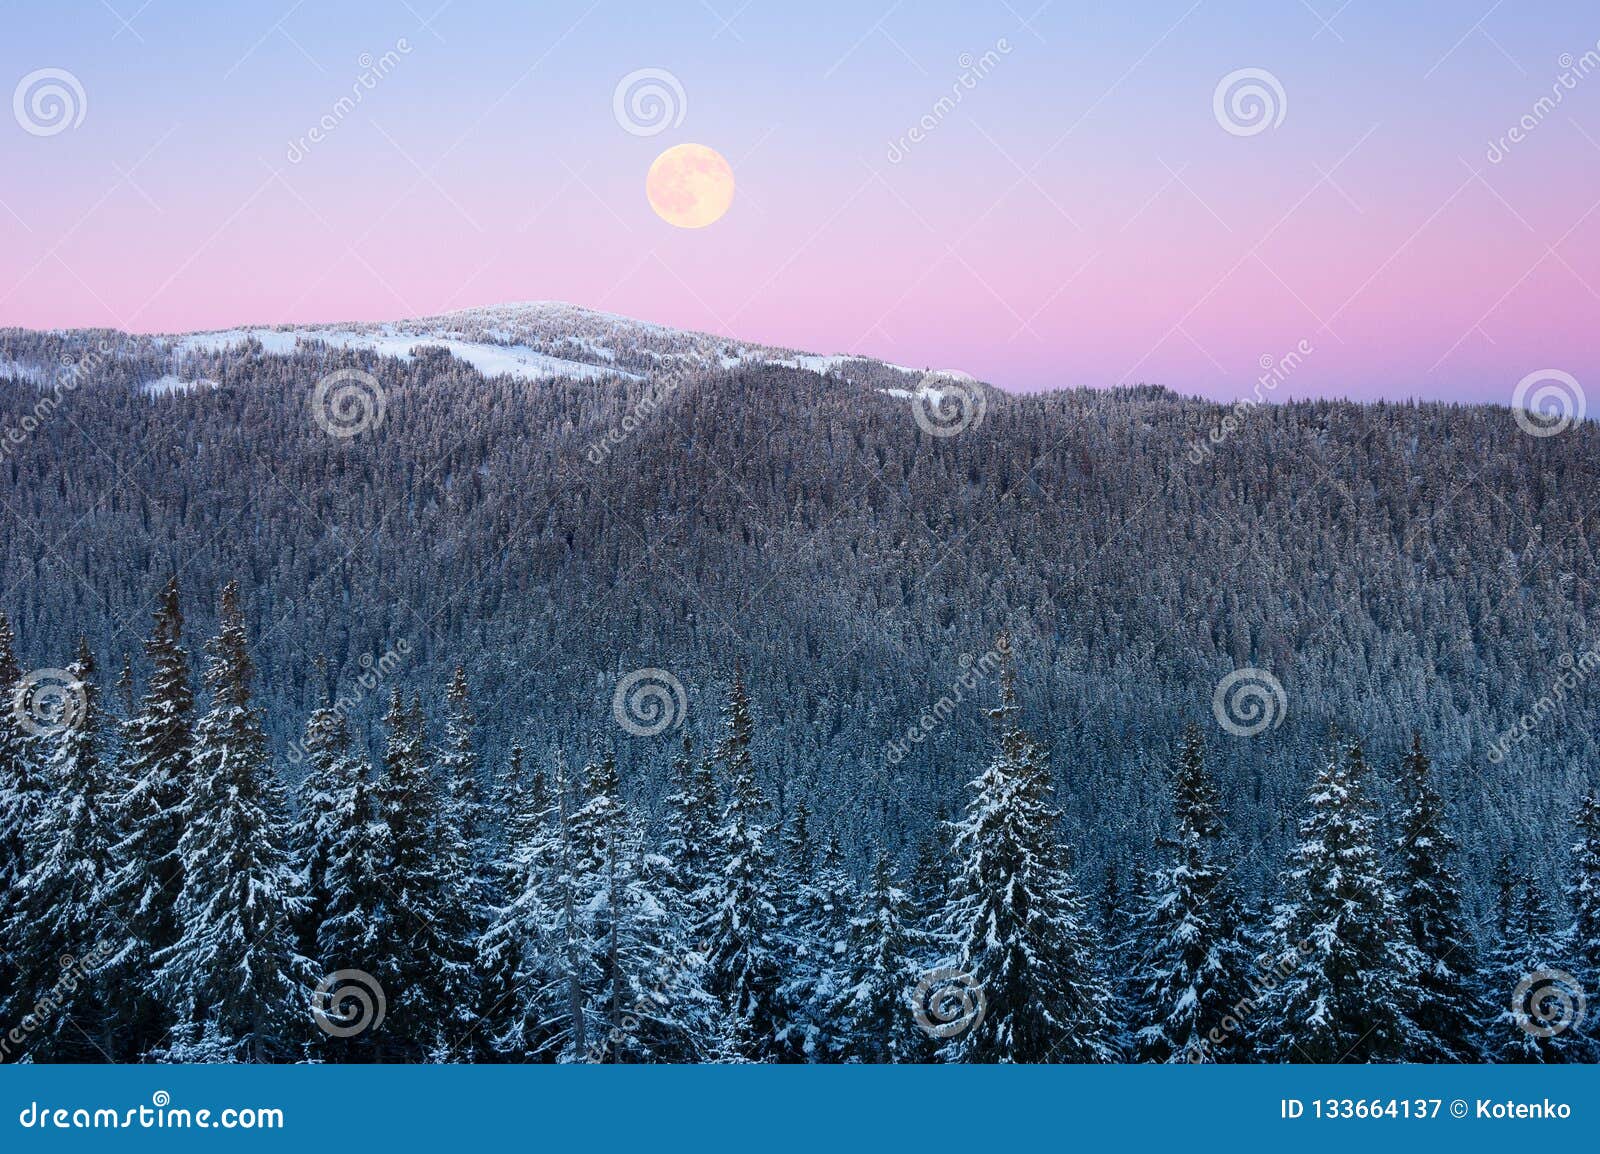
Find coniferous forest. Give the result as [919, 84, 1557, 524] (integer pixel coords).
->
[1, 312, 1598, 1062]
[2, 587, 1598, 1063]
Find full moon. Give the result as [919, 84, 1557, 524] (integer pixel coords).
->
[646, 143, 735, 229]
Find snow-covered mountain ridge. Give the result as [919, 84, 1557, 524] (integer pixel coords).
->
[2, 302, 958, 397]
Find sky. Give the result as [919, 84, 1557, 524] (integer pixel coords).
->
[1, 0, 1597, 403]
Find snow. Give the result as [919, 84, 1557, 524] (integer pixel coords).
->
[142, 374, 218, 397]
[171, 327, 641, 383]
[0, 358, 45, 384]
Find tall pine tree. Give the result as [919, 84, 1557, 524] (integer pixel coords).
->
[7, 641, 131, 1060]
[939, 638, 1118, 1062]
[1393, 732, 1483, 1061]
[154, 585, 306, 1062]
[1131, 724, 1253, 1062]
[697, 671, 783, 1059]
[1259, 734, 1424, 1062]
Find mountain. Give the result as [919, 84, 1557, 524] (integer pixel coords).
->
[1, 303, 1595, 914]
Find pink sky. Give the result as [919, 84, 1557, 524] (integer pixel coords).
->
[3, 1, 1596, 404]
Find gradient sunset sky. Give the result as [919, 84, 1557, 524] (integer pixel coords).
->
[3, 0, 1596, 403]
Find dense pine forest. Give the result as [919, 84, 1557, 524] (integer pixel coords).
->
[0, 587, 1596, 1063]
[2, 307, 1598, 1061]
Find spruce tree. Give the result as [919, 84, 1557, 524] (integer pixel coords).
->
[0, 613, 45, 1018]
[1566, 795, 1600, 1005]
[113, 577, 194, 976]
[479, 749, 568, 1060]
[6, 640, 131, 1059]
[777, 822, 856, 1060]
[697, 671, 783, 1059]
[661, 730, 719, 921]
[827, 851, 926, 1062]
[291, 670, 372, 962]
[939, 639, 1118, 1062]
[1260, 734, 1424, 1062]
[1393, 732, 1483, 1061]
[154, 585, 306, 1062]
[1483, 863, 1576, 1062]
[1131, 724, 1253, 1062]
[372, 689, 479, 1058]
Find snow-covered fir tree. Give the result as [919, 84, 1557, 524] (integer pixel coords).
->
[290, 665, 362, 954]
[1482, 862, 1575, 1062]
[826, 851, 927, 1062]
[939, 638, 1118, 1062]
[1565, 796, 1600, 1006]
[661, 731, 719, 922]
[478, 749, 575, 1060]
[572, 752, 726, 1062]
[6, 640, 131, 1059]
[1259, 734, 1424, 1062]
[154, 585, 306, 1062]
[776, 820, 857, 1060]
[112, 579, 194, 984]
[1131, 724, 1253, 1063]
[0, 613, 45, 1019]
[372, 690, 480, 1059]
[1393, 732, 1483, 1061]
[697, 671, 783, 1059]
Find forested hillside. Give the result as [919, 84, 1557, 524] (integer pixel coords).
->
[1, 308, 1597, 1012]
